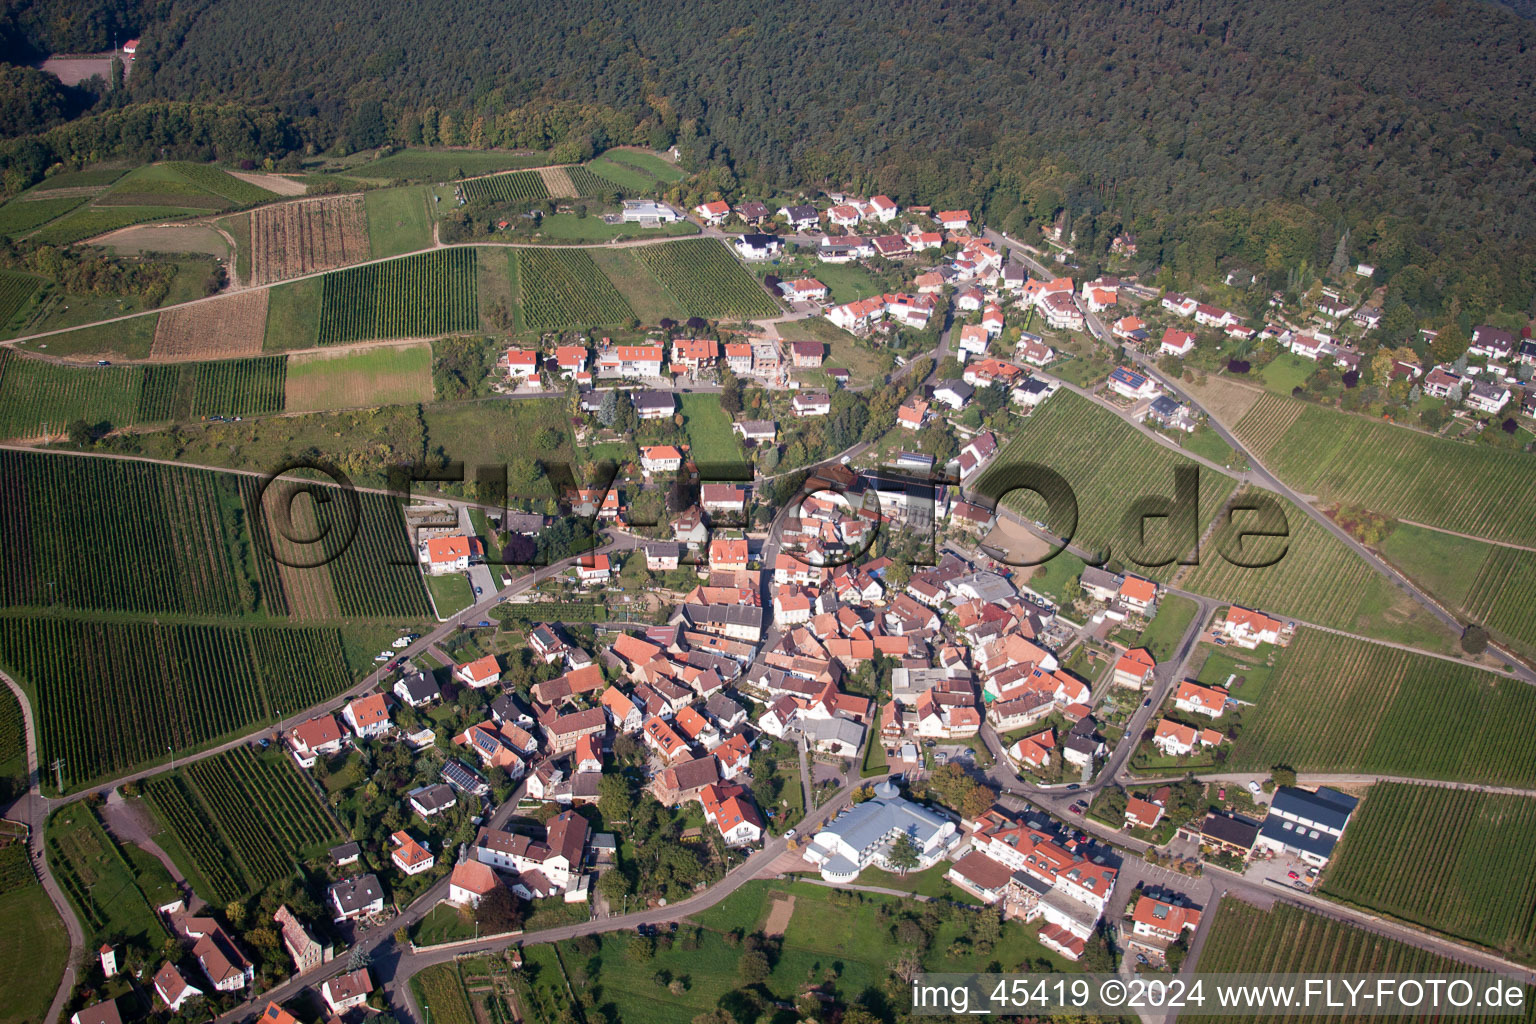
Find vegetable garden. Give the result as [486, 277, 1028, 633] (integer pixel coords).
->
[1322, 784, 1536, 961]
[1236, 394, 1536, 546]
[517, 247, 635, 328]
[630, 238, 779, 319]
[317, 247, 478, 344]
[460, 170, 549, 205]
[0, 616, 356, 790]
[1186, 899, 1512, 1023]
[1227, 629, 1536, 785]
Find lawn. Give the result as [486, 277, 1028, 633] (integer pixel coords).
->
[777, 317, 891, 386]
[425, 572, 475, 619]
[45, 803, 166, 946]
[1179, 424, 1241, 468]
[1195, 646, 1276, 702]
[366, 187, 433, 257]
[5, 257, 210, 338]
[12, 315, 158, 360]
[519, 878, 1080, 1024]
[529, 213, 697, 242]
[679, 392, 747, 467]
[1378, 523, 1536, 659]
[1255, 352, 1314, 394]
[0, 884, 69, 1024]
[807, 261, 885, 304]
[262, 277, 323, 351]
[285, 341, 435, 412]
[1132, 593, 1200, 662]
[1022, 549, 1088, 607]
[420, 397, 574, 498]
[586, 150, 686, 191]
[411, 900, 482, 946]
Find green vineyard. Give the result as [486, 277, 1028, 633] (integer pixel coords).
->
[141, 774, 246, 903]
[974, 390, 1235, 576]
[630, 238, 779, 319]
[1323, 784, 1536, 960]
[518, 247, 635, 329]
[0, 616, 357, 790]
[190, 356, 287, 416]
[168, 746, 340, 899]
[317, 247, 478, 344]
[0, 269, 40, 322]
[163, 162, 280, 207]
[1236, 394, 1536, 546]
[1227, 629, 1536, 785]
[460, 170, 549, 205]
[0, 351, 144, 439]
[1176, 487, 1441, 638]
[563, 165, 617, 197]
[0, 449, 258, 617]
[1185, 900, 1515, 1024]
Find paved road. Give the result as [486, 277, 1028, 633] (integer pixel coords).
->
[0, 671, 83, 1024]
[1128, 770, 1536, 800]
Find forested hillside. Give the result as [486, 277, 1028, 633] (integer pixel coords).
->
[4, 0, 1535, 326]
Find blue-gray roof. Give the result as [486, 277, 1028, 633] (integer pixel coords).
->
[819, 796, 949, 854]
[1270, 786, 1358, 831]
[1259, 815, 1340, 858]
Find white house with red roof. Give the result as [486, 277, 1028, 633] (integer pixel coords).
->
[640, 445, 685, 474]
[957, 323, 990, 360]
[897, 398, 929, 430]
[1132, 896, 1201, 945]
[423, 534, 474, 574]
[1113, 647, 1156, 688]
[1160, 328, 1197, 357]
[868, 195, 899, 222]
[154, 963, 202, 1012]
[1221, 606, 1284, 648]
[701, 782, 763, 846]
[937, 210, 971, 231]
[693, 200, 731, 224]
[289, 714, 344, 768]
[1173, 681, 1228, 718]
[555, 345, 588, 376]
[455, 655, 502, 689]
[390, 831, 435, 875]
[342, 693, 394, 740]
[501, 348, 539, 380]
[576, 552, 611, 582]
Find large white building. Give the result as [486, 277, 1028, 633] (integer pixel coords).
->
[801, 780, 959, 882]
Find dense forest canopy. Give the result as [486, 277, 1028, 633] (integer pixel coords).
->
[6, 0, 1536, 326]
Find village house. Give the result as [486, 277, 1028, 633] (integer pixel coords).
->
[1131, 896, 1202, 946]
[778, 205, 819, 231]
[693, 200, 730, 224]
[447, 859, 501, 909]
[273, 906, 326, 974]
[423, 534, 476, 575]
[792, 391, 832, 417]
[1113, 647, 1156, 688]
[288, 714, 345, 768]
[501, 348, 539, 381]
[701, 782, 764, 846]
[341, 693, 393, 740]
[328, 874, 385, 922]
[596, 345, 666, 378]
[1174, 680, 1228, 717]
[1222, 606, 1283, 648]
[640, 445, 685, 474]
[1108, 366, 1159, 401]
[576, 552, 612, 582]
[1160, 328, 1196, 358]
[672, 337, 719, 372]
[154, 964, 203, 1012]
[321, 970, 374, 1015]
[390, 831, 435, 875]
[456, 655, 501, 689]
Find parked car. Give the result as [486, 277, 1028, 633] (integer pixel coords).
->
[1135, 953, 1149, 965]
[1287, 870, 1299, 880]
[1142, 697, 1152, 707]
[1214, 637, 1228, 646]
[1247, 780, 1262, 795]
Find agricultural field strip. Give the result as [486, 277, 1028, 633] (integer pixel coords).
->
[1323, 783, 1536, 958]
[250, 195, 371, 285]
[517, 248, 634, 329]
[0, 616, 358, 790]
[976, 389, 1236, 581]
[1236, 394, 1536, 546]
[1187, 900, 1509, 1024]
[1227, 629, 1536, 786]
[629, 238, 779, 319]
[317, 247, 477, 344]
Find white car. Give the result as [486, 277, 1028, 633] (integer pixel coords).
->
[840, 455, 852, 466]
[374, 651, 391, 662]
[392, 638, 411, 648]
[1246, 780, 1262, 795]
